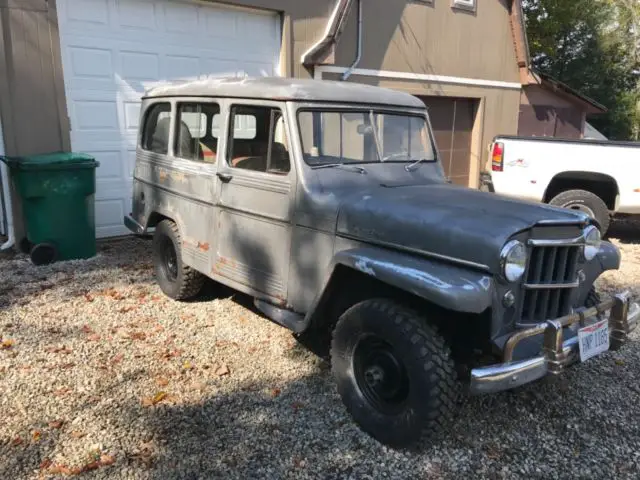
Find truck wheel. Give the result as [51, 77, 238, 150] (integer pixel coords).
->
[331, 299, 461, 448]
[152, 220, 205, 301]
[549, 190, 610, 234]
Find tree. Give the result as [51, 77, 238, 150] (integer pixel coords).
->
[523, 0, 640, 140]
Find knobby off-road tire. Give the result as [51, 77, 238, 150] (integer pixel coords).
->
[152, 220, 205, 301]
[331, 299, 461, 448]
[549, 189, 610, 235]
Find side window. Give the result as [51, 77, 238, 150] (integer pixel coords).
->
[176, 102, 220, 163]
[227, 105, 290, 175]
[141, 103, 171, 154]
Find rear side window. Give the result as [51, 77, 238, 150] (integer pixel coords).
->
[175, 102, 221, 163]
[141, 103, 171, 154]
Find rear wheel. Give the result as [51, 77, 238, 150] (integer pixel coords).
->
[549, 189, 610, 234]
[152, 220, 204, 300]
[331, 299, 461, 448]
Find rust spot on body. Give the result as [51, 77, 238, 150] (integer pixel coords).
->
[197, 242, 210, 252]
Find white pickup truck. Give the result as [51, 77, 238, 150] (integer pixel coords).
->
[481, 135, 640, 234]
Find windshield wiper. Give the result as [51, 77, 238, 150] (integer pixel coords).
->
[312, 163, 367, 174]
[405, 158, 428, 172]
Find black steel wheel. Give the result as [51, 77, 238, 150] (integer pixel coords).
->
[152, 220, 205, 301]
[331, 298, 461, 448]
[352, 335, 410, 415]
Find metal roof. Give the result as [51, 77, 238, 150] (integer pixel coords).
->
[143, 76, 426, 109]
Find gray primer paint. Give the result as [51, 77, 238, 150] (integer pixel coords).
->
[143, 76, 426, 109]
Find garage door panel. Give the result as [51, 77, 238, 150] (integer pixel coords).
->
[117, 1, 157, 30]
[121, 52, 160, 81]
[59, 0, 281, 238]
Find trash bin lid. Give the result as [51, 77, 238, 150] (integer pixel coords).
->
[1, 152, 99, 170]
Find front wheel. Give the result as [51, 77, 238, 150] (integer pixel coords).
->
[331, 299, 461, 448]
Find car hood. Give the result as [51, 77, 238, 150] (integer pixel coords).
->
[336, 183, 588, 271]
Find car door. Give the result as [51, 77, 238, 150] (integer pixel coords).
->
[213, 100, 295, 303]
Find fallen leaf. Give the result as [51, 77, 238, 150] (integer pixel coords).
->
[39, 458, 53, 470]
[32, 430, 42, 442]
[615, 359, 625, 366]
[111, 353, 124, 364]
[44, 345, 72, 354]
[100, 454, 116, 466]
[60, 363, 75, 369]
[84, 293, 94, 302]
[1, 339, 15, 349]
[270, 388, 281, 398]
[82, 325, 94, 334]
[215, 364, 230, 376]
[142, 391, 167, 407]
[156, 377, 169, 387]
[71, 430, 86, 439]
[48, 420, 64, 429]
[128, 331, 146, 341]
[119, 305, 137, 314]
[53, 387, 72, 397]
[247, 346, 258, 354]
[47, 464, 73, 475]
[180, 314, 195, 322]
[182, 361, 193, 371]
[11, 436, 23, 447]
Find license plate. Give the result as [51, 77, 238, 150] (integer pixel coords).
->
[578, 319, 610, 362]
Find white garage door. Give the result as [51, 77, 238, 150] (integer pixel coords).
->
[57, 0, 281, 237]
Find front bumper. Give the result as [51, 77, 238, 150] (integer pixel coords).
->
[470, 292, 640, 395]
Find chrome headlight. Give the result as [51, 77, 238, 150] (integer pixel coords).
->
[501, 240, 528, 282]
[583, 225, 602, 261]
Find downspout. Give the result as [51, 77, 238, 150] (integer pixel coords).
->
[0, 158, 14, 251]
[341, 0, 362, 81]
[301, 0, 355, 70]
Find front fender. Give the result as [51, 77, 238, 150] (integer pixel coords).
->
[575, 241, 621, 306]
[306, 247, 494, 324]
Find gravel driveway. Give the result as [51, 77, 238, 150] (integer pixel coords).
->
[2, 220, 640, 480]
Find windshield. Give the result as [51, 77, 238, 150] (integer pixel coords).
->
[298, 109, 436, 166]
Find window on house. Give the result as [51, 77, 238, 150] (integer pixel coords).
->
[227, 105, 290, 175]
[175, 103, 220, 163]
[452, 0, 475, 12]
[141, 103, 172, 154]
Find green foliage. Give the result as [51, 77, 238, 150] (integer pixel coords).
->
[523, 0, 640, 140]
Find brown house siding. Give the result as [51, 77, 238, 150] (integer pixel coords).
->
[519, 86, 586, 140]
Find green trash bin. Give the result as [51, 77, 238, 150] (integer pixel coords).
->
[1, 152, 100, 265]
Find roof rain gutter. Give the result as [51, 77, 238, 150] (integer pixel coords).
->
[301, 0, 355, 68]
[341, 0, 362, 81]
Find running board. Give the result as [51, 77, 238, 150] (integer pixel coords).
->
[253, 299, 307, 333]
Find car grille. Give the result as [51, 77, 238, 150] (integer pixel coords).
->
[520, 245, 581, 325]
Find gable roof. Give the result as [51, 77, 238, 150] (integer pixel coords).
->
[528, 70, 608, 114]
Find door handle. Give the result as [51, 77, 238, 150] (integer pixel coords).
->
[217, 172, 233, 183]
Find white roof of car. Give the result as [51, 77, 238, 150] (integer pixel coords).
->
[143, 76, 426, 109]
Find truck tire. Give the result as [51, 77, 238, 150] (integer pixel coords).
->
[331, 299, 461, 448]
[548, 190, 610, 234]
[152, 220, 205, 301]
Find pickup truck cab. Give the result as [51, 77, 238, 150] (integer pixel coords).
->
[483, 135, 640, 234]
[125, 77, 639, 448]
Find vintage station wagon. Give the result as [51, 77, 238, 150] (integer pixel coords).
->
[125, 77, 639, 447]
